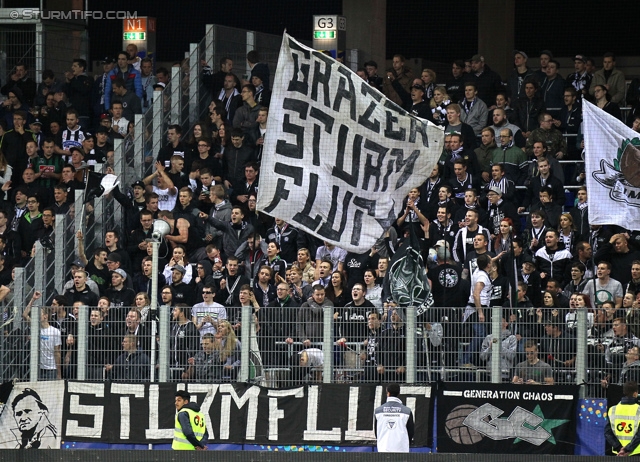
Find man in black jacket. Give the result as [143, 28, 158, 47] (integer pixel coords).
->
[64, 59, 92, 128]
[86, 308, 115, 380]
[106, 334, 150, 382]
[262, 282, 300, 367]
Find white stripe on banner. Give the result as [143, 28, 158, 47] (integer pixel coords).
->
[553, 394, 575, 400]
[583, 100, 640, 228]
[257, 33, 444, 253]
[443, 390, 464, 396]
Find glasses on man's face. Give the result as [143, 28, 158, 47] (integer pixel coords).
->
[202, 291, 212, 294]
[27, 200, 37, 204]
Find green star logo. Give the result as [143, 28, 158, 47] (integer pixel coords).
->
[513, 404, 569, 445]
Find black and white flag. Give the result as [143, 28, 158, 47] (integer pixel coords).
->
[257, 33, 443, 253]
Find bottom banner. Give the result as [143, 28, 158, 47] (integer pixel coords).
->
[437, 382, 577, 454]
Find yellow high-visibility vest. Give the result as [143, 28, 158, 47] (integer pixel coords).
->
[609, 403, 640, 455]
[172, 407, 206, 450]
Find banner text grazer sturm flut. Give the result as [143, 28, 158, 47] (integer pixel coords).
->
[257, 33, 443, 253]
[55, 382, 432, 446]
[437, 382, 577, 455]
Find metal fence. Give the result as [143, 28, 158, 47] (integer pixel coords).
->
[2, 302, 610, 398]
[0, 16, 88, 87]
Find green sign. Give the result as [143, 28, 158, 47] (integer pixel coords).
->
[313, 31, 335, 39]
[123, 32, 145, 40]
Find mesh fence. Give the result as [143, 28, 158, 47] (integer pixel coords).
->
[1, 301, 613, 399]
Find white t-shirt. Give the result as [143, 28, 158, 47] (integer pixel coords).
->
[40, 325, 61, 370]
[192, 302, 227, 337]
[153, 185, 177, 211]
[466, 269, 492, 308]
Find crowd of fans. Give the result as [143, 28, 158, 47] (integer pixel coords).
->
[1, 45, 640, 387]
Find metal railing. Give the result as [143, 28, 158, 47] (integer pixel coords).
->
[4, 303, 607, 398]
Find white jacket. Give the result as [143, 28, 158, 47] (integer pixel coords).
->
[374, 396, 414, 452]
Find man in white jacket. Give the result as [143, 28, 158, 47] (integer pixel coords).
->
[374, 383, 414, 452]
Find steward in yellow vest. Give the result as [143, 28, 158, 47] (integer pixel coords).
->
[605, 380, 640, 456]
[172, 390, 208, 450]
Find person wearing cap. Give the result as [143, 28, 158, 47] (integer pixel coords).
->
[459, 82, 488, 135]
[507, 51, 536, 103]
[62, 257, 100, 297]
[566, 55, 592, 100]
[589, 52, 626, 104]
[250, 64, 271, 108]
[487, 186, 520, 239]
[104, 268, 136, 323]
[407, 82, 433, 121]
[169, 263, 195, 307]
[28, 118, 43, 149]
[92, 56, 116, 120]
[364, 60, 383, 93]
[468, 54, 503, 109]
[172, 390, 208, 450]
[104, 51, 142, 111]
[93, 126, 114, 163]
[383, 54, 414, 107]
[105, 251, 131, 284]
[390, 76, 432, 121]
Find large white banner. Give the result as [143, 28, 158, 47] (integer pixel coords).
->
[584, 100, 640, 228]
[257, 33, 444, 252]
[0, 381, 64, 449]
